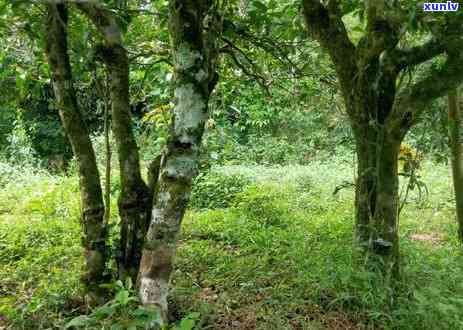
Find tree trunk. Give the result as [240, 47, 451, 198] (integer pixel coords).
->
[77, 2, 153, 283]
[138, 0, 222, 323]
[45, 4, 107, 300]
[448, 88, 463, 242]
[372, 134, 400, 276]
[354, 125, 378, 247]
[354, 123, 401, 276]
[97, 44, 151, 282]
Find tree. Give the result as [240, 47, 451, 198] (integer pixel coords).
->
[448, 87, 463, 242]
[43, 0, 160, 299]
[45, 3, 107, 301]
[302, 0, 463, 275]
[138, 0, 224, 323]
[43, 1, 225, 319]
[76, 1, 153, 284]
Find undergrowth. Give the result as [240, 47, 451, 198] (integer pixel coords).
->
[0, 159, 462, 329]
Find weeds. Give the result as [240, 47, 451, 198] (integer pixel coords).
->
[1, 159, 462, 329]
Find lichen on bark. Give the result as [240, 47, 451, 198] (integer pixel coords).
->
[138, 0, 224, 322]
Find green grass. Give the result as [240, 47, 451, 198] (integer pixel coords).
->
[1, 159, 463, 329]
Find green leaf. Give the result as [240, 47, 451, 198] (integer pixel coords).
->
[178, 312, 200, 330]
[110, 324, 124, 330]
[92, 304, 115, 319]
[179, 318, 195, 330]
[115, 289, 130, 305]
[65, 315, 92, 328]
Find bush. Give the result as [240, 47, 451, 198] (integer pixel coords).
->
[231, 183, 293, 227]
[4, 120, 38, 167]
[189, 171, 250, 210]
[0, 161, 17, 188]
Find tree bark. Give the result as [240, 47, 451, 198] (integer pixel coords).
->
[353, 115, 401, 276]
[98, 44, 151, 282]
[371, 134, 401, 275]
[45, 4, 107, 300]
[138, 0, 222, 323]
[448, 88, 463, 242]
[77, 3, 151, 283]
[103, 77, 111, 227]
[354, 129, 377, 247]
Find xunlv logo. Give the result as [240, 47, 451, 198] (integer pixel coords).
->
[423, 1, 460, 11]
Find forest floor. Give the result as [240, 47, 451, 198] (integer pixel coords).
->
[1, 159, 463, 329]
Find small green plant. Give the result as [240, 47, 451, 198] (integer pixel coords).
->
[172, 312, 200, 330]
[189, 171, 250, 209]
[5, 119, 38, 166]
[66, 279, 162, 329]
[66, 280, 201, 330]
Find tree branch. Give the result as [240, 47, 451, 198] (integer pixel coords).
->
[389, 38, 446, 72]
[392, 48, 463, 136]
[75, 2, 122, 46]
[302, 0, 356, 96]
[222, 47, 270, 95]
[357, 0, 404, 64]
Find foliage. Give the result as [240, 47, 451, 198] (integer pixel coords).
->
[232, 183, 293, 227]
[18, 82, 73, 169]
[138, 103, 173, 162]
[4, 119, 38, 166]
[189, 170, 250, 210]
[65, 279, 162, 330]
[0, 173, 81, 329]
[1, 158, 463, 328]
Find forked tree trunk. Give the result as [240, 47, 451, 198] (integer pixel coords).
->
[76, 3, 152, 283]
[98, 44, 151, 282]
[45, 4, 107, 300]
[138, 0, 222, 323]
[448, 88, 463, 242]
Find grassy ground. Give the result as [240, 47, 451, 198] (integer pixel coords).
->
[1, 159, 463, 329]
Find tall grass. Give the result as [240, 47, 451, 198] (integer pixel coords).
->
[1, 157, 462, 329]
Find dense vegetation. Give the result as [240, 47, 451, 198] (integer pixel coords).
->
[0, 0, 463, 329]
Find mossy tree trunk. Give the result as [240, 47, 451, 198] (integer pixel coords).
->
[303, 0, 463, 276]
[77, 3, 152, 283]
[448, 88, 463, 242]
[355, 129, 401, 273]
[350, 85, 402, 276]
[99, 44, 151, 282]
[138, 0, 223, 323]
[45, 3, 107, 300]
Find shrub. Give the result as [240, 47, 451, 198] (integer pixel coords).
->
[189, 171, 250, 210]
[231, 183, 293, 227]
[0, 161, 17, 188]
